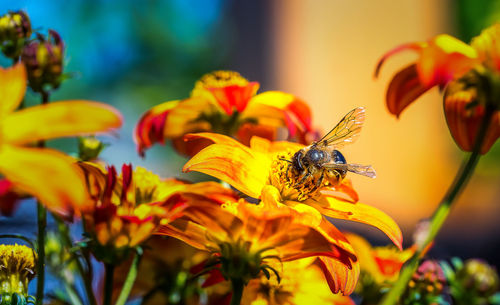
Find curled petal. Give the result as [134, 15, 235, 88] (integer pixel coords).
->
[0, 145, 89, 218]
[385, 64, 431, 117]
[316, 256, 360, 295]
[444, 82, 500, 154]
[0, 63, 26, 116]
[4, 101, 122, 145]
[310, 196, 403, 250]
[134, 100, 180, 157]
[374, 42, 425, 78]
[208, 82, 259, 114]
[183, 133, 271, 198]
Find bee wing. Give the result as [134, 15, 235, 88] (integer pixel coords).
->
[324, 163, 376, 178]
[316, 107, 365, 148]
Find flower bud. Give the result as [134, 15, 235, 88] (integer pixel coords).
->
[404, 260, 448, 304]
[78, 137, 106, 161]
[0, 11, 31, 59]
[21, 30, 64, 93]
[456, 259, 499, 297]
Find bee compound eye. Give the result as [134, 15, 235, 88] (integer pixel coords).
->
[332, 149, 346, 164]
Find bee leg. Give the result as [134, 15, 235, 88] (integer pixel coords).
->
[315, 169, 325, 189]
[294, 170, 310, 187]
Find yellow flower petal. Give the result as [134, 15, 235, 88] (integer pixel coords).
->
[0, 145, 88, 218]
[3, 100, 122, 145]
[310, 196, 403, 250]
[183, 133, 270, 198]
[0, 63, 26, 116]
[316, 256, 360, 295]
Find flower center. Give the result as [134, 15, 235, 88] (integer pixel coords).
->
[269, 151, 330, 202]
[195, 70, 249, 89]
[0, 244, 37, 297]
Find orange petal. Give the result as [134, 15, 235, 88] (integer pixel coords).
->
[236, 122, 277, 146]
[0, 63, 26, 116]
[311, 196, 403, 250]
[444, 87, 500, 154]
[316, 256, 360, 295]
[246, 91, 313, 137]
[134, 100, 180, 157]
[0, 145, 89, 218]
[208, 82, 259, 115]
[417, 34, 478, 87]
[183, 133, 270, 198]
[386, 64, 431, 117]
[3, 100, 122, 145]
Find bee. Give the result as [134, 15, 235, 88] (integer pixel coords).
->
[285, 107, 376, 190]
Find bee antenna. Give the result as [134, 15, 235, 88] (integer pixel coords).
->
[279, 157, 292, 163]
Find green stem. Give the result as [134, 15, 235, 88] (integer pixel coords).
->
[114, 253, 141, 305]
[35, 201, 47, 305]
[229, 278, 244, 305]
[103, 263, 115, 305]
[35, 91, 50, 305]
[54, 218, 98, 305]
[379, 106, 495, 305]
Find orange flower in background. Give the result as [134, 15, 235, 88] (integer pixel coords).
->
[181, 133, 403, 294]
[78, 162, 238, 263]
[134, 70, 314, 157]
[0, 63, 122, 218]
[375, 23, 500, 154]
[345, 233, 413, 285]
[158, 192, 358, 294]
[241, 258, 355, 305]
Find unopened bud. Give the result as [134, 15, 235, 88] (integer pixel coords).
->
[78, 137, 106, 161]
[21, 30, 64, 93]
[0, 10, 31, 59]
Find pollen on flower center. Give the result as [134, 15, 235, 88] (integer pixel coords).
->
[270, 151, 331, 202]
[195, 70, 249, 89]
[0, 244, 37, 295]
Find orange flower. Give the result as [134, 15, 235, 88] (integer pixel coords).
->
[375, 24, 500, 153]
[158, 193, 359, 294]
[0, 63, 122, 218]
[134, 71, 313, 157]
[344, 233, 413, 285]
[241, 258, 355, 305]
[78, 162, 237, 263]
[181, 133, 403, 294]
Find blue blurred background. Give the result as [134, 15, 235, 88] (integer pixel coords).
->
[0, 0, 499, 300]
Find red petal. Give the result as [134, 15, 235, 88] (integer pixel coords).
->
[386, 64, 431, 117]
[208, 82, 259, 115]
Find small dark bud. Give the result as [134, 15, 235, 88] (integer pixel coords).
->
[78, 137, 106, 161]
[0, 10, 31, 59]
[21, 30, 64, 93]
[456, 259, 499, 297]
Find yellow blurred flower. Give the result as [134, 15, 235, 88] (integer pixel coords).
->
[134, 71, 314, 157]
[0, 63, 122, 218]
[0, 244, 37, 297]
[375, 23, 500, 154]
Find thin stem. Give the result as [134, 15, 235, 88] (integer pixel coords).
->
[103, 263, 115, 305]
[54, 217, 98, 305]
[229, 278, 244, 305]
[35, 90, 50, 305]
[379, 106, 495, 305]
[35, 200, 47, 305]
[114, 253, 141, 305]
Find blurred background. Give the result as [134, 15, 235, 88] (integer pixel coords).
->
[0, 0, 499, 291]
